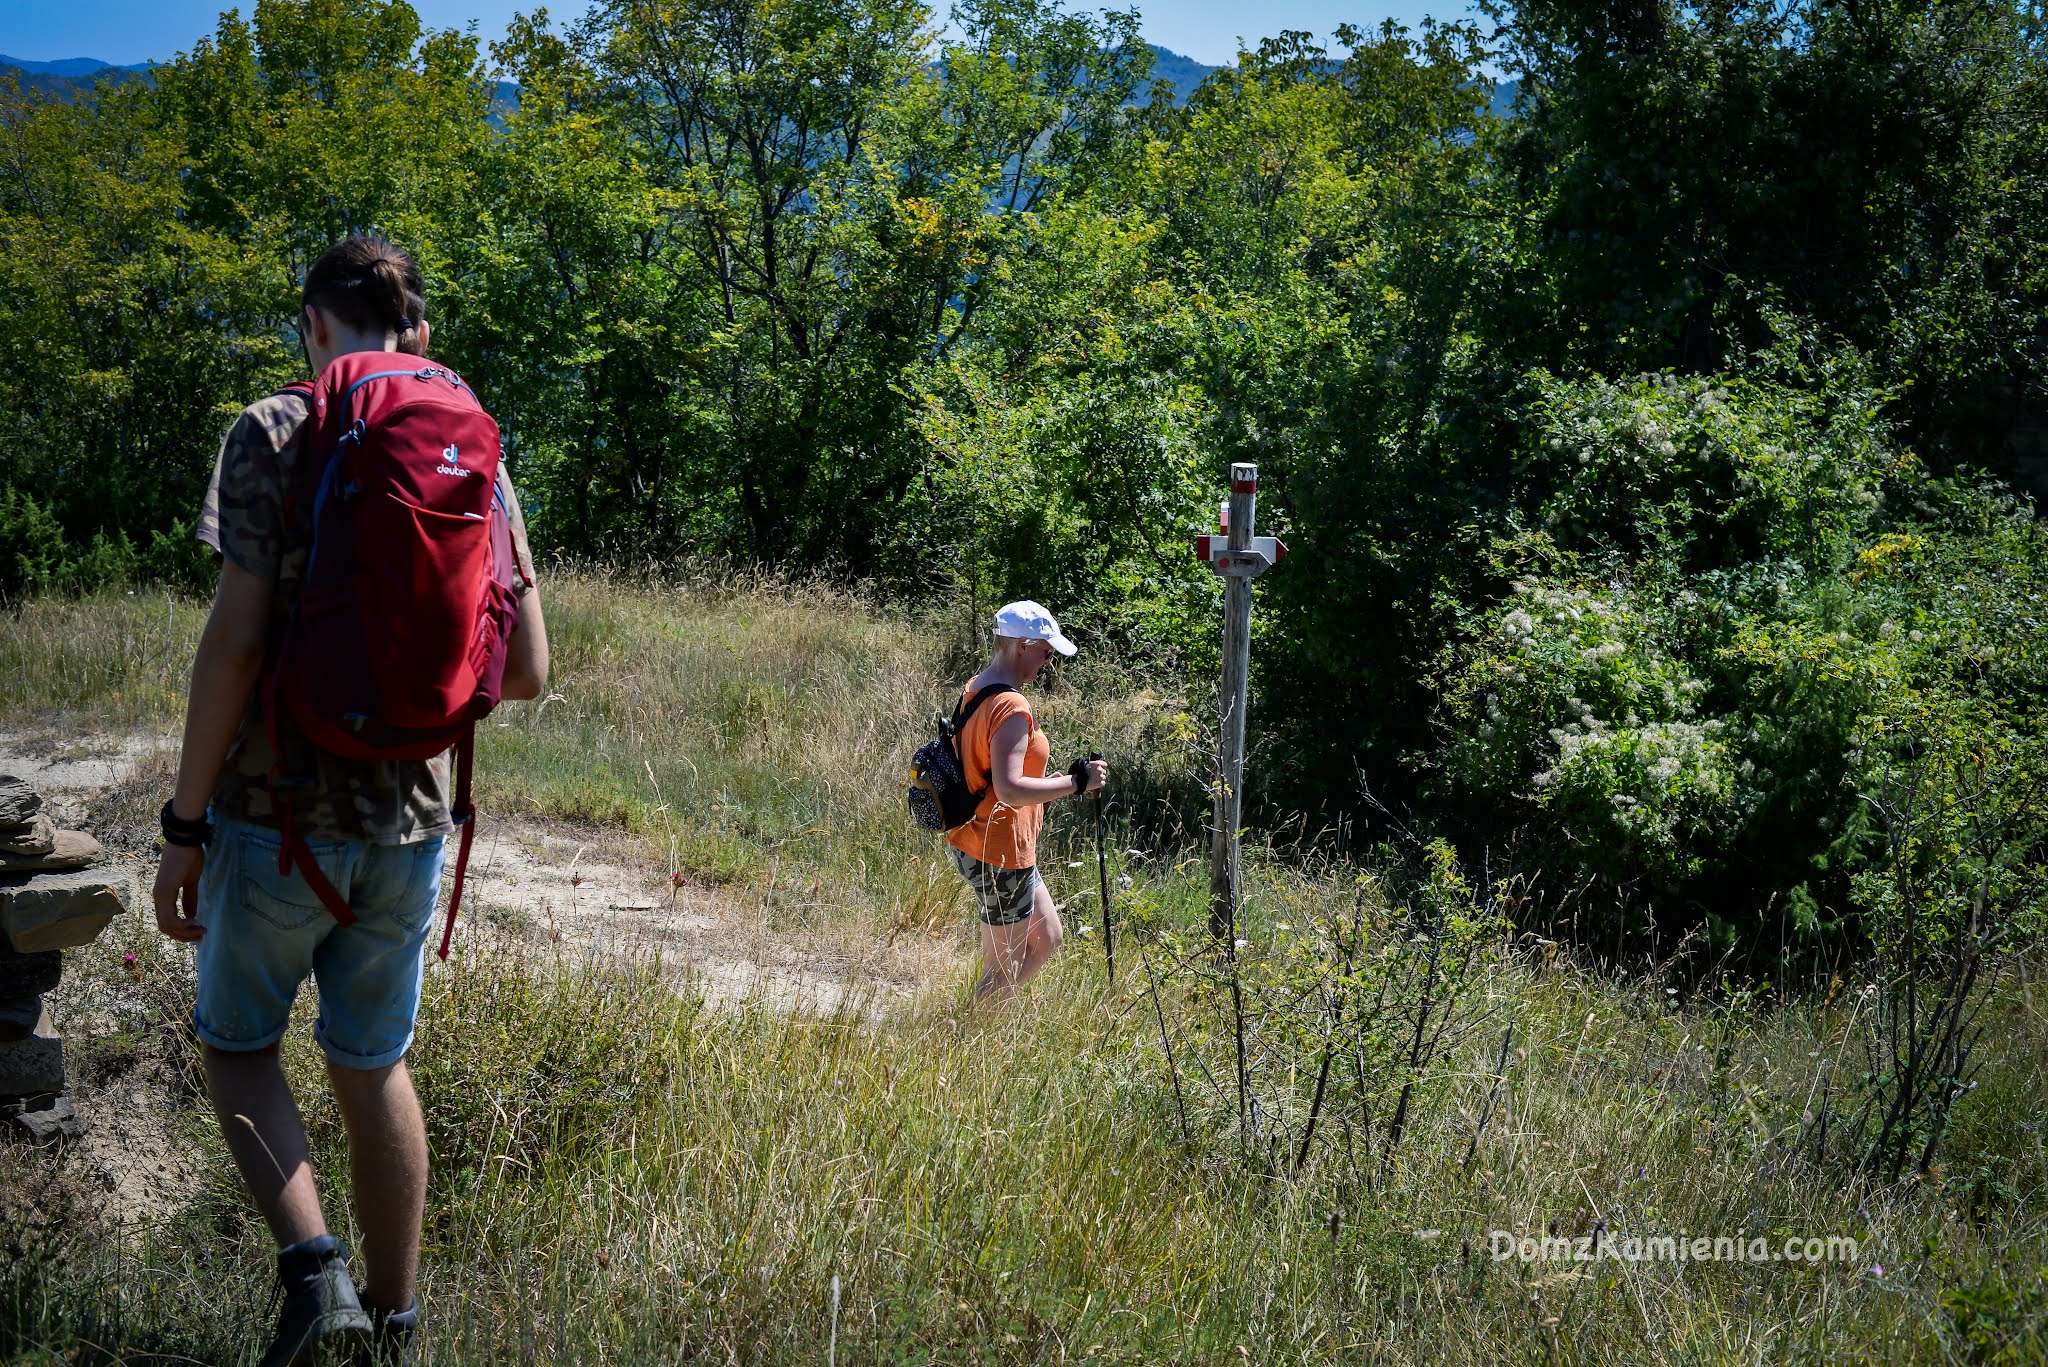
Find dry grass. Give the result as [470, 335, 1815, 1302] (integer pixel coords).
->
[0, 589, 206, 724]
[4, 576, 2047, 1363]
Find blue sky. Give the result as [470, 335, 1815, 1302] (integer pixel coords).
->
[1, 0, 1484, 70]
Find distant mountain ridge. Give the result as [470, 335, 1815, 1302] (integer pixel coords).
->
[1146, 45, 1214, 101]
[0, 54, 153, 75]
[0, 48, 1518, 119]
[2, 46, 1212, 100]
[1, 54, 155, 99]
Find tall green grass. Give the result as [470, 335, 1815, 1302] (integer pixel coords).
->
[5, 578, 2048, 1363]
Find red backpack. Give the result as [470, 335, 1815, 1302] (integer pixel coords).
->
[264, 352, 521, 958]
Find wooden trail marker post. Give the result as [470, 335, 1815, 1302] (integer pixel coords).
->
[1197, 462, 1285, 1142]
[1197, 462, 1285, 944]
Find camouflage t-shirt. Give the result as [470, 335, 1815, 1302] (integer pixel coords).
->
[196, 387, 537, 845]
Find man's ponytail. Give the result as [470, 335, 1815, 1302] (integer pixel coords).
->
[303, 235, 426, 346]
[397, 288, 427, 356]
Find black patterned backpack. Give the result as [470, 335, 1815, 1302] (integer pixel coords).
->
[906, 684, 1016, 831]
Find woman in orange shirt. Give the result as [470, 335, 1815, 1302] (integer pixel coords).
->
[947, 601, 1108, 998]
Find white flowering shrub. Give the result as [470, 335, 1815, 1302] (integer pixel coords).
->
[1437, 577, 1743, 883]
[1526, 362, 1892, 569]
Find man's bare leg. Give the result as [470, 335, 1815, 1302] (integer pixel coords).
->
[327, 1057, 428, 1314]
[203, 1045, 327, 1246]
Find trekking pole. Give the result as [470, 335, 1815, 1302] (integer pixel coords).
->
[1090, 749, 1114, 986]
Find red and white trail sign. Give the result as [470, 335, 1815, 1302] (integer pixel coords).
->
[1195, 534, 1287, 578]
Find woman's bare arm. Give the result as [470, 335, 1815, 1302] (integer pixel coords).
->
[989, 715, 1105, 807]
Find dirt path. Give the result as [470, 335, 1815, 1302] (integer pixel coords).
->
[449, 818, 925, 1015]
[0, 724, 936, 1014]
[0, 723, 948, 1234]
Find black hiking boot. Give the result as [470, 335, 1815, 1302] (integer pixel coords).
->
[357, 1302, 419, 1367]
[257, 1234, 374, 1367]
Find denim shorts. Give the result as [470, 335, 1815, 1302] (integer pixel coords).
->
[193, 815, 446, 1070]
[948, 845, 1042, 927]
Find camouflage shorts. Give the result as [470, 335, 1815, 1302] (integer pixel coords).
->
[948, 845, 1042, 927]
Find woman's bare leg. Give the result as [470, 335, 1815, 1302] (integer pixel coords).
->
[977, 879, 1063, 999]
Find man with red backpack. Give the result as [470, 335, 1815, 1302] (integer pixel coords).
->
[153, 235, 549, 1366]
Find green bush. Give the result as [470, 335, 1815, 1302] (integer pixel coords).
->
[1426, 355, 2048, 962]
[0, 485, 213, 601]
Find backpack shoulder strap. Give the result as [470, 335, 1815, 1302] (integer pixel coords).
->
[951, 682, 1019, 732]
[267, 380, 319, 538]
[951, 683, 1021, 799]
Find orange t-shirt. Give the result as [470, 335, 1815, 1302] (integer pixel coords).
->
[944, 682, 1050, 871]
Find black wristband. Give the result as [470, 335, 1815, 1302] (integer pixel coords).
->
[160, 800, 212, 849]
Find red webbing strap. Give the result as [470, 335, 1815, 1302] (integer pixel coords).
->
[262, 643, 355, 926]
[280, 801, 357, 927]
[438, 726, 476, 960]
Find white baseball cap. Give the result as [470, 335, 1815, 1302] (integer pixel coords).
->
[995, 600, 1077, 656]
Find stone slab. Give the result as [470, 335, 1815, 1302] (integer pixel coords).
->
[0, 814, 54, 857]
[12, 1093, 79, 1144]
[0, 777, 39, 828]
[0, 867, 133, 953]
[0, 830, 102, 875]
[0, 1016, 63, 1097]
[0, 993, 41, 1043]
[0, 948, 61, 999]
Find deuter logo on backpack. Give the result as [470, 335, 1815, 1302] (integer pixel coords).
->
[438, 443, 473, 478]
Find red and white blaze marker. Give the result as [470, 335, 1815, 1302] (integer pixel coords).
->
[1196, 534, 1288, 577]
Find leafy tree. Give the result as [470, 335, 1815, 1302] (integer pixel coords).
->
[495, 0, 1155, 564]
[0, 72, 273, 593]
[1494, 0, 2048, 474]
